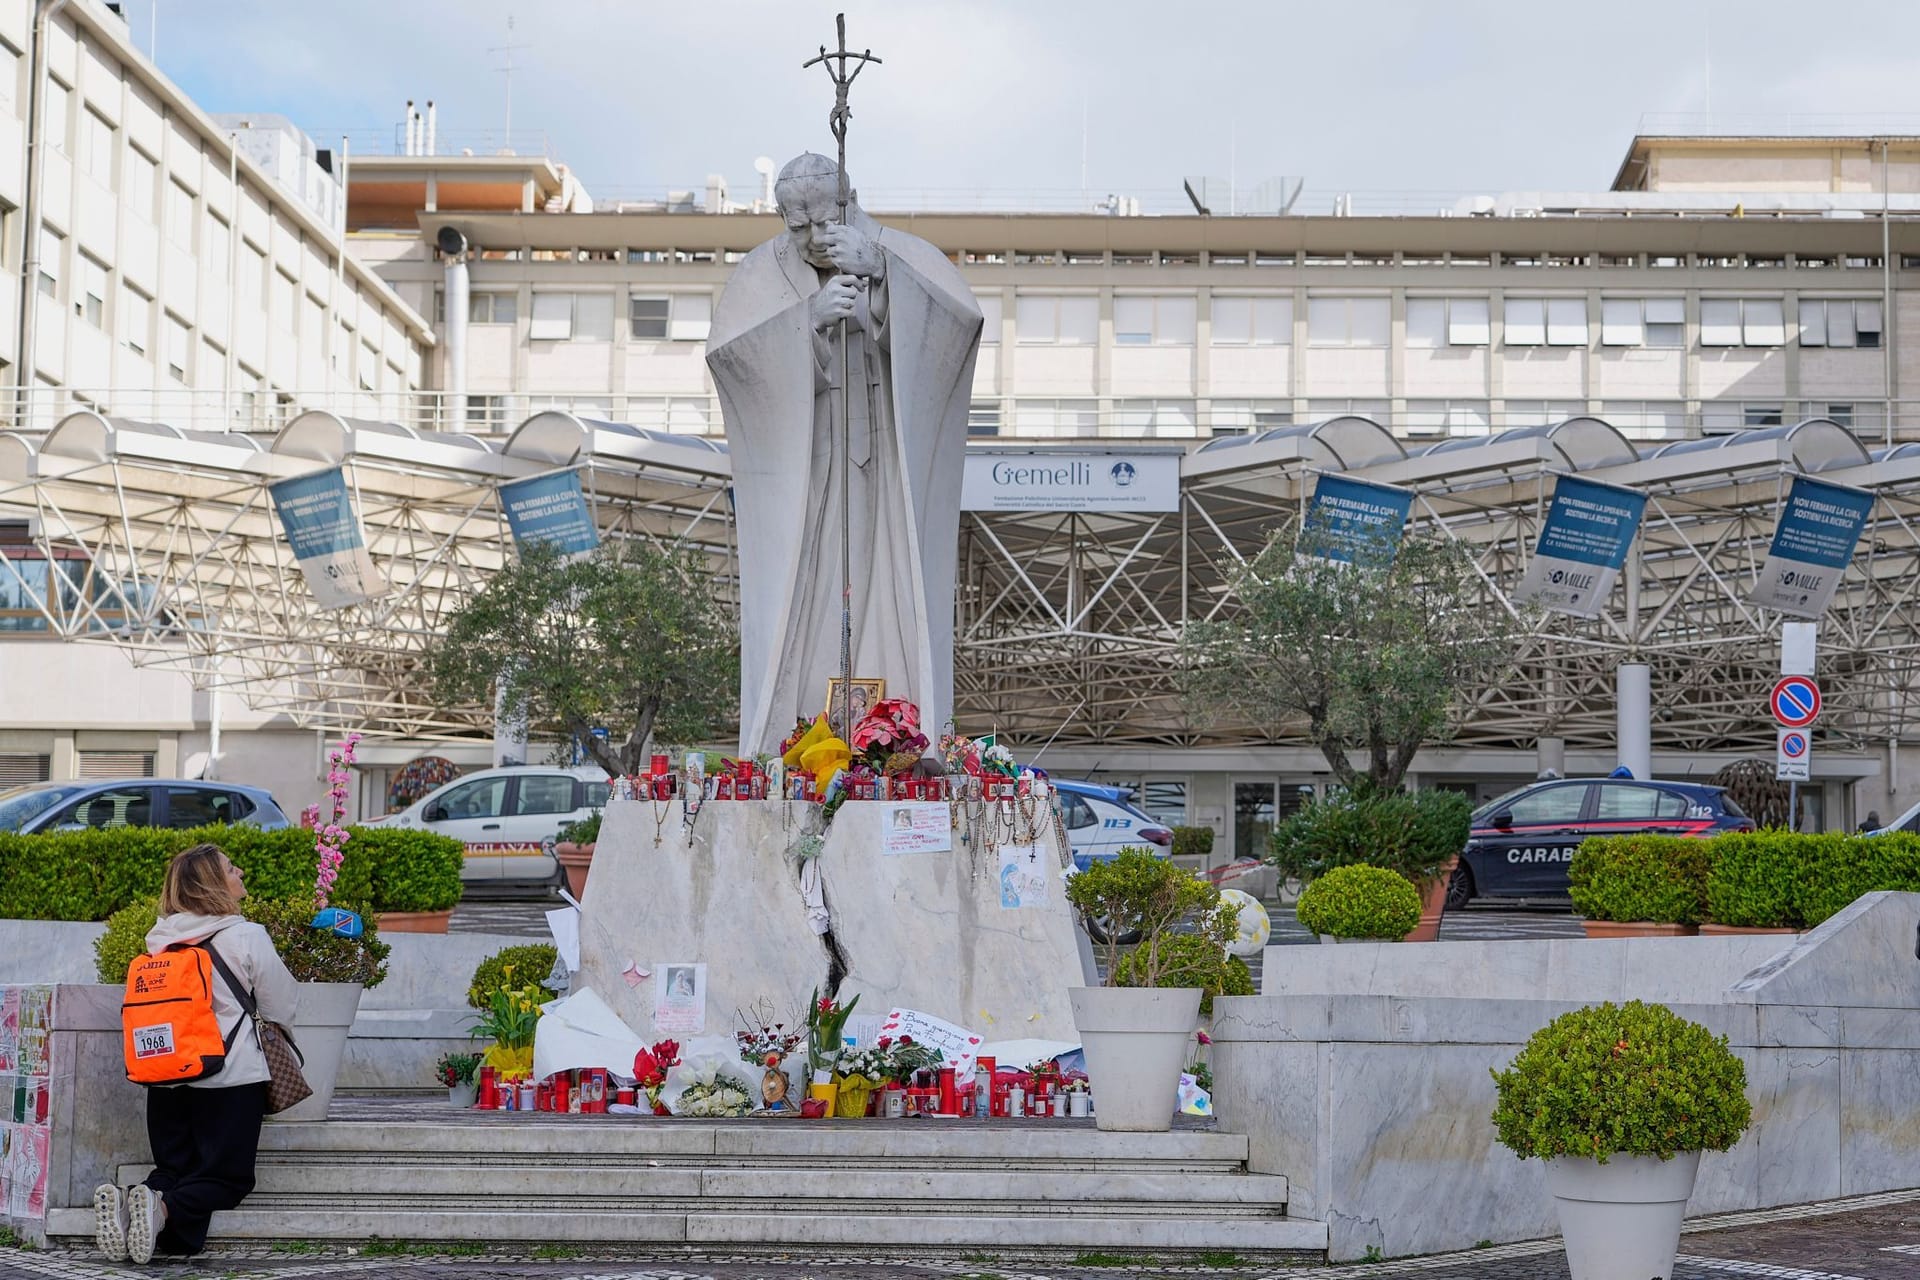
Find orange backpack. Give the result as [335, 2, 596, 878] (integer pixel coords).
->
[121, 934, 239, 1086]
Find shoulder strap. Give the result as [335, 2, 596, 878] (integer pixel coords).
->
[201, 930, 258, 1055]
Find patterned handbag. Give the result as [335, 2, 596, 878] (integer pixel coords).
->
[205, 948, 313, 1114]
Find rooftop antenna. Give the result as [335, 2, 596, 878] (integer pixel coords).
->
[803, 14, 882, 759]
[490, 15, 531, 147]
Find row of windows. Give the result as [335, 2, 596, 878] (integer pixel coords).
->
[955, 248, 1905, 270]
[976, 293, 1885, 350]
[437, 290, 715, 343]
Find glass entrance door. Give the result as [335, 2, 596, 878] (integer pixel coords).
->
[1232, 780, 1278, 863]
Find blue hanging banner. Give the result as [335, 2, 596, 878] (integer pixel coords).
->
[1514, 476, 1647, 617]
[267, 467, 387, 609]
[500, 470, 600, 556]
[1748, 475, 1873, 619]
[1302, 473, 1415, 563]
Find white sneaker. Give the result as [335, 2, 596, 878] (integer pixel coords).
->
[125, 1184, 165, 1264]
[91, 1183, 127, 1261]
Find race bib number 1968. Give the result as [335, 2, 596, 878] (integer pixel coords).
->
[133, 1023, 176, 1059]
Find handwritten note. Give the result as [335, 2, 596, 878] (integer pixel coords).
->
[875, 1007, 982, 1080]
[881, 802, 953, 855]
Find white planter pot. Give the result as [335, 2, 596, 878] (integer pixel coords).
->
[1544, 1150, 1702, 1280]
[271, 982, 364, 1123]
[447, 1081, 477, 1109]
[1068, 986, 1200, 1133]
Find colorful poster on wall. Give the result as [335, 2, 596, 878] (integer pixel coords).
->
[1749, 475, 1874, 618]
[1513, 476, 1647, 617]
[0, 985, 53, 1223]
[1302, 473, 1414, 563]
[500, 470, 600, 556]
[881, 802, 952, 855]
[267, 467, 387, 609]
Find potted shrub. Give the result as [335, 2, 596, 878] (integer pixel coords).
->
[1294, 863, 1422, 942]
[1170, 824, 1215, 871]
[1269, 787, 1467, 941]
[1111, 931, 1254, 1016]
[1064, 846, 1235, 1132]
[1569, 835, 1713, 937]
[1491, 1000, 1751, 1280]
[95, 893, 390, 1123]
[1702, 831, 1802, 934]
[468, 943, 561, 1008]
[361, 828, 465, 934]
[554, 810, 603, 900]
[435, 1051, 482, 1108]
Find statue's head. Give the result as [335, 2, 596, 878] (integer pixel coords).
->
[776, 153, 853, 271]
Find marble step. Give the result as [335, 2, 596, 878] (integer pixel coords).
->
[48, 1205, 1329, 1253]
[231, 1164, 1289, 1213]
[255, 1119, 1254, 1170]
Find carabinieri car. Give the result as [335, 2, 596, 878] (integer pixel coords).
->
[1446, 776, 1754, 908]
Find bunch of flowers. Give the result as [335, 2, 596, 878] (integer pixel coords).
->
[850, 699, 930, 775]
[805, 987, 860, 1076]
[735, 1001, 805, 1067]
[980, 742, 1017, 778]
[878, 1034, 943, 1081]
[465, 981, 543, 1078]
[778, 716, 820, 759]
[1185, 1029, 1213, 1094]
[675, 1072, 756, 1117]
[938, 723, 980, 776]
[313, 733, 361, 909]
[433, 1051, 482, 1088]
[833, 1044, 895, 1087]
[633, 1038, 683, 1113]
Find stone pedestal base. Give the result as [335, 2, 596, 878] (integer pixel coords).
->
[577, 798, 1085, 1043]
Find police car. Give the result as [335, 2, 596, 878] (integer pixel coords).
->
[1052, 780, 1174, 869]
[1447, 777, 1753, 908]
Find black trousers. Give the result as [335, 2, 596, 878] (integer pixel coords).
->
[143, 1081, 268, 1255]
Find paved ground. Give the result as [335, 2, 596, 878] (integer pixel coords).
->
[5, 1188, 1918, 1280]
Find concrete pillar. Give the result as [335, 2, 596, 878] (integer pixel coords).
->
[443, 254, 469, 430]
[1617, 663, 1651, 780]
[1536, 737, 1565, 778]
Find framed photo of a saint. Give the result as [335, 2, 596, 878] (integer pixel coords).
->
[824, 677, 885, 738]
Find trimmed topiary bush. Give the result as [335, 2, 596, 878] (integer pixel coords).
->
[0, 824, 462, 921]
[1704, 830, 1805, 928]
[1170, 826, 1215, 861]
[468, 943, 560, 1008]
[1793, 831, 1920, 926]
[1568, 835, 1714, 925]
[556, 811, 602, 846]
[1491, 1000, 1751, 1163]
[1294, 863, 1422, 940]
[1270, 787, 1466, 887]
[1111, 931, 1254, 1016]
[95, 894, 389, 988]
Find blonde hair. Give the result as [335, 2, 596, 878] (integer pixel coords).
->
[159, 843, 239, 917]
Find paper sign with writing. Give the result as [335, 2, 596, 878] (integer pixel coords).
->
[875, 1007, 982, 1079]
[651, 962, 706, 1035]
[998, 842, 1049, 909]
[881, 802, 952, 855]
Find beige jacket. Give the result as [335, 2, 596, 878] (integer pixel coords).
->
[143, 912, 299, 1089]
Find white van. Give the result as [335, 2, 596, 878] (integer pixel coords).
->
[367, 765, 611, 888]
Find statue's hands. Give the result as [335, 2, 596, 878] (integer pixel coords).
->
[809, 274, 863, 333]
[817, 223, 885, 279]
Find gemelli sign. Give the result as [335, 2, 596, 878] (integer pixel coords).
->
[960, 454, 1179, 513]
[1748, 475, 1873, 619]
[1514, 476, 1647, 617]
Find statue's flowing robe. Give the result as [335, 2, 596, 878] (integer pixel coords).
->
[707, 210, 982, 754]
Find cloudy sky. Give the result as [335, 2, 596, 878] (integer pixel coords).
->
[134, 0, 1920, 214]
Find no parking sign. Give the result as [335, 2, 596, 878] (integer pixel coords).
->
[1776, 726, 1811, 782]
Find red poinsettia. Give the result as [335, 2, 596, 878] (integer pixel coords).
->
[850, 698, 925, 752]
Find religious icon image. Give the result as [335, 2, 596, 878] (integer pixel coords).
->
[890, 805, 913, 831]
[666, 966, 697, 1001]
[823, 676, 885, 738]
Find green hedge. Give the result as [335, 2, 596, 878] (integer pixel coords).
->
[0, 824, 463, 921]
[1569, 835, 1713, 925]
[1170, 826, 1215, 861]
[1575, 829, 1920, 928]
[1270, 788, 1467, 887]
[1294, 863, 1423, 939]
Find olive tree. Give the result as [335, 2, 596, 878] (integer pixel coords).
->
[430, 539, 737, 777]
[1180, 516, 1515, 793]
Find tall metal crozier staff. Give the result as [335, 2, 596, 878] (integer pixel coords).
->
[804, 14, 881, 752]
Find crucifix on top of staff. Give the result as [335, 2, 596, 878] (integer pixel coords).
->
[804, 14, 883, 752]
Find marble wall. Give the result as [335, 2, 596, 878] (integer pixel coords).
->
[1212, 892, 1920, 1261]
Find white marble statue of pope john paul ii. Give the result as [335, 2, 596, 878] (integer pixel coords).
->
[706, 153, 983, 754]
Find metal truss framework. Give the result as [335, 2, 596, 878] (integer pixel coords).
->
[4, 410, 1920, 760]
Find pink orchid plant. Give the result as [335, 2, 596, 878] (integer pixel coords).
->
[313, 732, 361, 908]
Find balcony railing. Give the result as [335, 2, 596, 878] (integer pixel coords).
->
[6, 387, 1920, 451]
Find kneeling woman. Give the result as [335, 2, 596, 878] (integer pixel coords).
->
[98, 843, 297, 1263]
